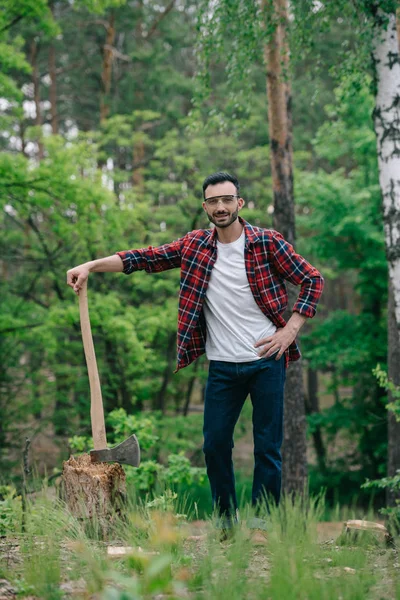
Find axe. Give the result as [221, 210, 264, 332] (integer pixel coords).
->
[78, 279, 140, 467]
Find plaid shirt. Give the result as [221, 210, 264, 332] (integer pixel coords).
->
[117, 218, 324, 372]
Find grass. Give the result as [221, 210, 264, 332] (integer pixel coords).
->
[0, 485, 399, 599]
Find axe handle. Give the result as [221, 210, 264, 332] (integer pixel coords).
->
[78, 279, 107, 450]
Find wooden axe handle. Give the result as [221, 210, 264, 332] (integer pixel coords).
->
[78, 279, 107, 450]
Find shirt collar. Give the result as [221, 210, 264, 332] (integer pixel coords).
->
[206, 216, 260, 248]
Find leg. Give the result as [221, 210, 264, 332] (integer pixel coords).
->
[249, 355, 286, 512]
[203, 361, 248, 520]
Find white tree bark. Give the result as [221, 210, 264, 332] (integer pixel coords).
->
[373, 11, 400, 340]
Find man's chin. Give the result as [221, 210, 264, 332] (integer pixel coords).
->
[209, 214, 238, 228]
[214, 220, 235, 229]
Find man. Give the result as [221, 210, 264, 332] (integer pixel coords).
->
[67, 171, 324, 538]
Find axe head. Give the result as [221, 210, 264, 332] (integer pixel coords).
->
[90, 435, 140, 467]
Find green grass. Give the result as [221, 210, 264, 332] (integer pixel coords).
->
[0, 485, 399, 599]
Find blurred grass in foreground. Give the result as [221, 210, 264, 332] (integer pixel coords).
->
[0, 484, 398, 599]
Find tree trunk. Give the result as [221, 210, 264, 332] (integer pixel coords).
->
[264, 0, 307, 495]
[372, 9, 400, 507]
[61, 454, 126, 538]
[132, 2, 145, 191]
[305, 368, 326, 472]
[30, 39, 44, 159]
[49, 43, 58, 134]
[104, 337, 132, 412]
[100, 12, 116, 122]
[387, 278, 400, 506]
[154, 333, 175, 413]
[183, 360, 199, 416]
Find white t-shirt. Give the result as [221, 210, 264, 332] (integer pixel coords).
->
[203, 229, 277, 362]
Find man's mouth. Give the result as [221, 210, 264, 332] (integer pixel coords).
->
[215, 213, 229, 218]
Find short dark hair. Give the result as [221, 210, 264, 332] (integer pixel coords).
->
[202, 171, 240, 198]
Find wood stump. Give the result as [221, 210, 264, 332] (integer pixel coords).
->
[61, 454, 126, 538]
[342, 520, 394, 547]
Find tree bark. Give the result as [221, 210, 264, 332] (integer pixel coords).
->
[373, 10, 400, 343]
[100, 12, 116, 122]
[372, 9, 400, 507]
[264, 0, 307, 496]
[387, 278, 400, 506]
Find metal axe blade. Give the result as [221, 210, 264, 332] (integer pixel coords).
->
[90, 434, 140, 467]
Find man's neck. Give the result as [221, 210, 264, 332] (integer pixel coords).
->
[216, 219, 244, 244]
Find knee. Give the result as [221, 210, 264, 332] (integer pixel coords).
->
[254, 443, 281, 465]
[203, 431, 234, 456]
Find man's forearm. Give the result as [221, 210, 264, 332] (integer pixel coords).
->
[86, 255, 124, 273]
[285, 311, 308, 335]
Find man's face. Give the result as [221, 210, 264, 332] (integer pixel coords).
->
[202, 181, 244, 228]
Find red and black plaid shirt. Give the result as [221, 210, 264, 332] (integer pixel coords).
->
[117, 218, 324, 372]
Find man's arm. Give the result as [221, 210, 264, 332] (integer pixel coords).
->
[67, 255, 123, 294]
[255, 232, 324, 360]
[270, 231, 324, 318]
[67, 236, 184, 294]
[116, 237, 182, 275]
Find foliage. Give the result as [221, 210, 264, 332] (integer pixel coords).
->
[1, 489, 396, 599]
[0, 485, 22, 535]
[69, 408, 207, 493]
[362, 367, 400, 518]
[373, 364, 400, 419]
[295, 71, 387, 503]
[0, 0, 392, 516]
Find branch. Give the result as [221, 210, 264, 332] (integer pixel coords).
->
[104, 44, 131, 62]
[145, 0, 176, 40]
[1, 323, 44, 334]
[27, 215, 65, 301]
[0, 14, 23, 33]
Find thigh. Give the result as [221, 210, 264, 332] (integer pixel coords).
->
[249, 356, 286, 444]
[204, 361, 249, 443]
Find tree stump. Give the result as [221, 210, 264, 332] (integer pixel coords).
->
[342, 520, 394, 547]
[61, 454, 126, 538]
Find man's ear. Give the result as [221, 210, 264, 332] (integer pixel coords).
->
[238, 197, 245, 210]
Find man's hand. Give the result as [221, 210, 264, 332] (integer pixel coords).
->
[67, 264, 91, 294]
[66, 255, 124, 294]
[254, 313, 308, 360]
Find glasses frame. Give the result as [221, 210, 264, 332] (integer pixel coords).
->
[204, 194, 240, 205]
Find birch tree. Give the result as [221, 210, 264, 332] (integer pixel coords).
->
[373, 8, 400, 506]
[291, 0, 400, 506]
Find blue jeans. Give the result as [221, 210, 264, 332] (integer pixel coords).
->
[202, 355, 286, 520]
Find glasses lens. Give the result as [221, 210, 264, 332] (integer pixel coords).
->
[206, 195, 236, 206]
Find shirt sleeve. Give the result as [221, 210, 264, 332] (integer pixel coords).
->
[116, 236, 183, 274]
[270, 231, 324, 318]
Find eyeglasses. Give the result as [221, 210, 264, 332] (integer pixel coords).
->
[204, 195, 239, 206]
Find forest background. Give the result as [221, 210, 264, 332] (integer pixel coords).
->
[0, 0, 398, 517]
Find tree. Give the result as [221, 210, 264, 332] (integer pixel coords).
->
[264, 0, 307, 495]
[196, 0, 309, 494]
[290, 0, 399, 507]
[372, 8, 400, 507]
